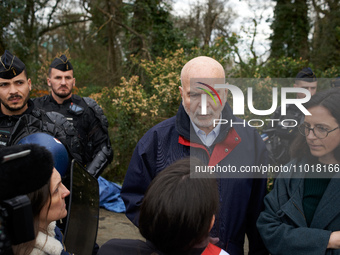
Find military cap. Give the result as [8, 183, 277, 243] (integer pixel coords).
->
[0, 144, 54, 201]
[331, 77, 340, 88]
[295, 67, 317, 82]
[0, 50, 26, 79]
[50, 54, 73, 71]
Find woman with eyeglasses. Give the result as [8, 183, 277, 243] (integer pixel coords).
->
[257, 88, 340, 255]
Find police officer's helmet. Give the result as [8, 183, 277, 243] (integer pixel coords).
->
[17, 133, 69, 177]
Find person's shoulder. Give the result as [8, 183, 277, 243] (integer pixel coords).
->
[32, 95, 50, 104]
[81, 96, 100, 108]
[72, 94, 83, 101]
[155, 115, 176, 128]
[80, 96, 105, 115]
[144, 116, 177, 136]
[138, 116, 177, 146]
[98, 239, 157, 255]
[275, 158, 306, 180]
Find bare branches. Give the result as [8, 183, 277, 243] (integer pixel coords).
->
[311, 0, 328, 15]
[38, 17, 91, 37]
[96, 5, 151, 61]
[46, 0, 62, 30]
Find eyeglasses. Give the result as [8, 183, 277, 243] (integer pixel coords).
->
[298, 123, 340, 139]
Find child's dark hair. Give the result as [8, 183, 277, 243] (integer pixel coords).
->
[139, 157, 219, 254]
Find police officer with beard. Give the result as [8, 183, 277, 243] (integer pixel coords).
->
[33, 55, 113, 178]
[0, 50, 82, 169]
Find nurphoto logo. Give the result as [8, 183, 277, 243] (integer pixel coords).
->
[199, 83, 311, 116]
[196, 81, 312, 128]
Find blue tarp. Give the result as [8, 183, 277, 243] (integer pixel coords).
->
[98, 176, 126, 213]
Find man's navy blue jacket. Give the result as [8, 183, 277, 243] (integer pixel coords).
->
[121, 103, 268, 255]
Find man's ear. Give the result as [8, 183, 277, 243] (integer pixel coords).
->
[179, 86, 183, 98]
[28, 78, 32, 91]
[47, 77, 51, 87]
[224, 88, 228, 98]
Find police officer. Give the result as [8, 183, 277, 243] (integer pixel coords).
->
[0, 49, 80, 151]
[33, 55, 113, 178]
[263, 67, 317, 166]
[0, 50, 82, 174]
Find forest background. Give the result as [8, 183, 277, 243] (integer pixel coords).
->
[1, 0, 340, 182]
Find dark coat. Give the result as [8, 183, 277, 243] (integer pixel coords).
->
[0, 99, 83, 165]
[121, 103, 268, 255]
[0, 99, 36, 147]
[257, 158, 340, 255]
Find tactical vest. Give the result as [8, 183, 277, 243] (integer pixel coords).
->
[0, 108, 43, 147]
[0, 118, 16, 147]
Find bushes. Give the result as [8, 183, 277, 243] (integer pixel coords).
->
[95, 50, 186, 181]
[89, 47, 340, 183]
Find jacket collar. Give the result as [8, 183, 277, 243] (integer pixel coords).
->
[176, 103, 242, 166]
[31, 221, 64, 255]
[48, 94, 80, 105]
[175, 102, 234, 145]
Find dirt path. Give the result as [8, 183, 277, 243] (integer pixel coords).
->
[96, 208, 249, 253]
[96, 208, 144, 246]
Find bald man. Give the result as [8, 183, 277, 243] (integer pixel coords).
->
[121, 56, 268, 255]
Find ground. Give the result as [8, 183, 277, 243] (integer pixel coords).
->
[96, 208, 249, 253]
[96, 208, 144, 246]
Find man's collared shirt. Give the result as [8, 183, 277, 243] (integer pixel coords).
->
[191, 119, 221, 147]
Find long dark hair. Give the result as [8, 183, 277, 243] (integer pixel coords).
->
[290, 88, 340, 161]
[139, 157, 219, 254]
[12, 180, 52, 255]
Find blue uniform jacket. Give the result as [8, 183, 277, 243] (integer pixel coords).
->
[121, 103, 268, 255]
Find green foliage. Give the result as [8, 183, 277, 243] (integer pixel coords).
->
[72, 59, 96, 87]
[95, 76, 162, 181]
[269, 0, 310, 60]
[321, 66, 340, 79]
[256, 57, 309, 78]
[78, 85, 104, 97]
[311, 4, 340, 71]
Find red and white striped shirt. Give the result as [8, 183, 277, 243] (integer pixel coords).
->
[202, 243, 229, 255]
